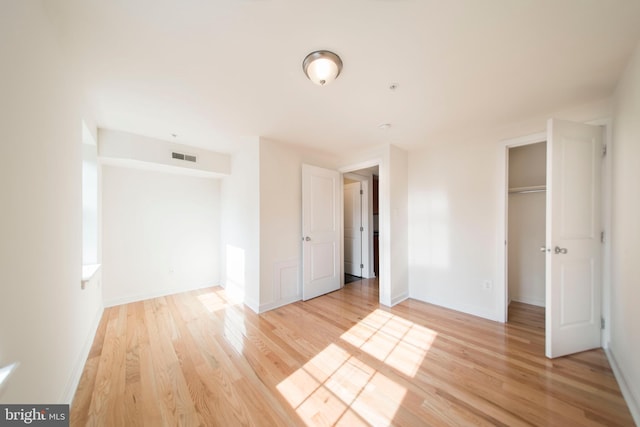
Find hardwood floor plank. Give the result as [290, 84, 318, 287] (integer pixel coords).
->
[84, 306, 126, 427]
[123, 304, 143, 427]
[69, 354, 100, 427]
[143, 298, 200, 426]
[70, 281, 635, 426]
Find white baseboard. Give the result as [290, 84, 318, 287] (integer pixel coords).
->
[410, 294, 501, 322]
[390, 292, 409, 306]
[244, 297, 260, 314]
[510, 295, 545, 307]
[61, 304, 104, 405]
[104, 282, 218, 307]
[259, 295, 301, 313]
[605, 347, 640, 425]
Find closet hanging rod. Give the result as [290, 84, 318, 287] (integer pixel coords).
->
[508, 185, 546, 194]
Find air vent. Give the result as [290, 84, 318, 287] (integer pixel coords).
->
[171, 152, 197, 163]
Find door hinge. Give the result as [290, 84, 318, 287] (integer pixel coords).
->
[602, 144, 607, 157]
[601, 231, 605, 243]
[360, 264, 364, 269]
[601, 317, 605, 329]
[360, 226, 364, 232]
[360, 189, 363, 195]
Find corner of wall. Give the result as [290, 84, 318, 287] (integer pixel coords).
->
[62, 303, 104, 404]
[605, 348, 640, 426]
[607, 37, 640, 427]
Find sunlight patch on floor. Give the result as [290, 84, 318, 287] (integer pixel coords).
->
[341, 309, 438, 377]
[197, 290, 228, 313]
[277, 343, 407, 426]
[223, 308, 246, 355]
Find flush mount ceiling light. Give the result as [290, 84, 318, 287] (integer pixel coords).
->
[302, 50, 343, 86]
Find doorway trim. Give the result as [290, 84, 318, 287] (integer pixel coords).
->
[343, 173, 373, 278]
[496, 119, 612, 348]
[339, 159, 385, 303]
[496, 131, 546, 323]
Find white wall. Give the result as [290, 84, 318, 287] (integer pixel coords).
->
[101, 166, 221, 305]
[408, 138, 500, 319]
[82, 126, 99, 265]
[387, 145, 409, 305]
[508, 192, 546, 306]
[0, 1, 103, 403]
[220, 139, 261, 311]
[609, 40, 640, 422]
[408, 99, 612, 321]
[508, 142, 546, 188]
[259, 139, 303, 311]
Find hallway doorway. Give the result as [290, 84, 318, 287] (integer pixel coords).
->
[343, 166, 378, 284]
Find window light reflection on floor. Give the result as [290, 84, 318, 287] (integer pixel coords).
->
[223, 307, 246, 355]
[196, 288, 246, 354]
[277, 343, 407, 426]
[341, 309, 438, 377]
[276, 308, 438, 426]
[197, 290, 227, 313]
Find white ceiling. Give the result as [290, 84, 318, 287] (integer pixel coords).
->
[46, 0, 640, 154]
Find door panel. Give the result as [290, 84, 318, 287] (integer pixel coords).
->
[560, 139, 598, 239]
[546, 119, 602, 358]
[311, 242, 336, 281]
[302, 164, 341, 300]
[559, 259, 594, 326]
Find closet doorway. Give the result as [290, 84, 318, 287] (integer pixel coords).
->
[507, 142, 546, 330]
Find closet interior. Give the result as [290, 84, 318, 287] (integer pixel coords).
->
[507, 142, 547, 328]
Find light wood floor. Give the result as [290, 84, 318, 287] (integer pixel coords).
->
[507, 301, 545, 331]
[71, 280, 634, 426]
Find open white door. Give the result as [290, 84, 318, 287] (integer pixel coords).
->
[546, 119, 602, 358]
[344, 182, 362, 277]
[302, 164, 341, 300]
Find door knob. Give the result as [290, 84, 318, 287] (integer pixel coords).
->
[305, 236, 311, 241]
[554, 246, 568, 254]
[540, 246, 548, 252]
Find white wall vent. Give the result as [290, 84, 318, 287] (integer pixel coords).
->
[172, 152, 197, 163]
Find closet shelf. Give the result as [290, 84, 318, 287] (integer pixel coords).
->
[509, 185, 546, 194]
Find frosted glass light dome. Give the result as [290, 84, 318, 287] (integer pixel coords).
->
[302, 51, 343, 86]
